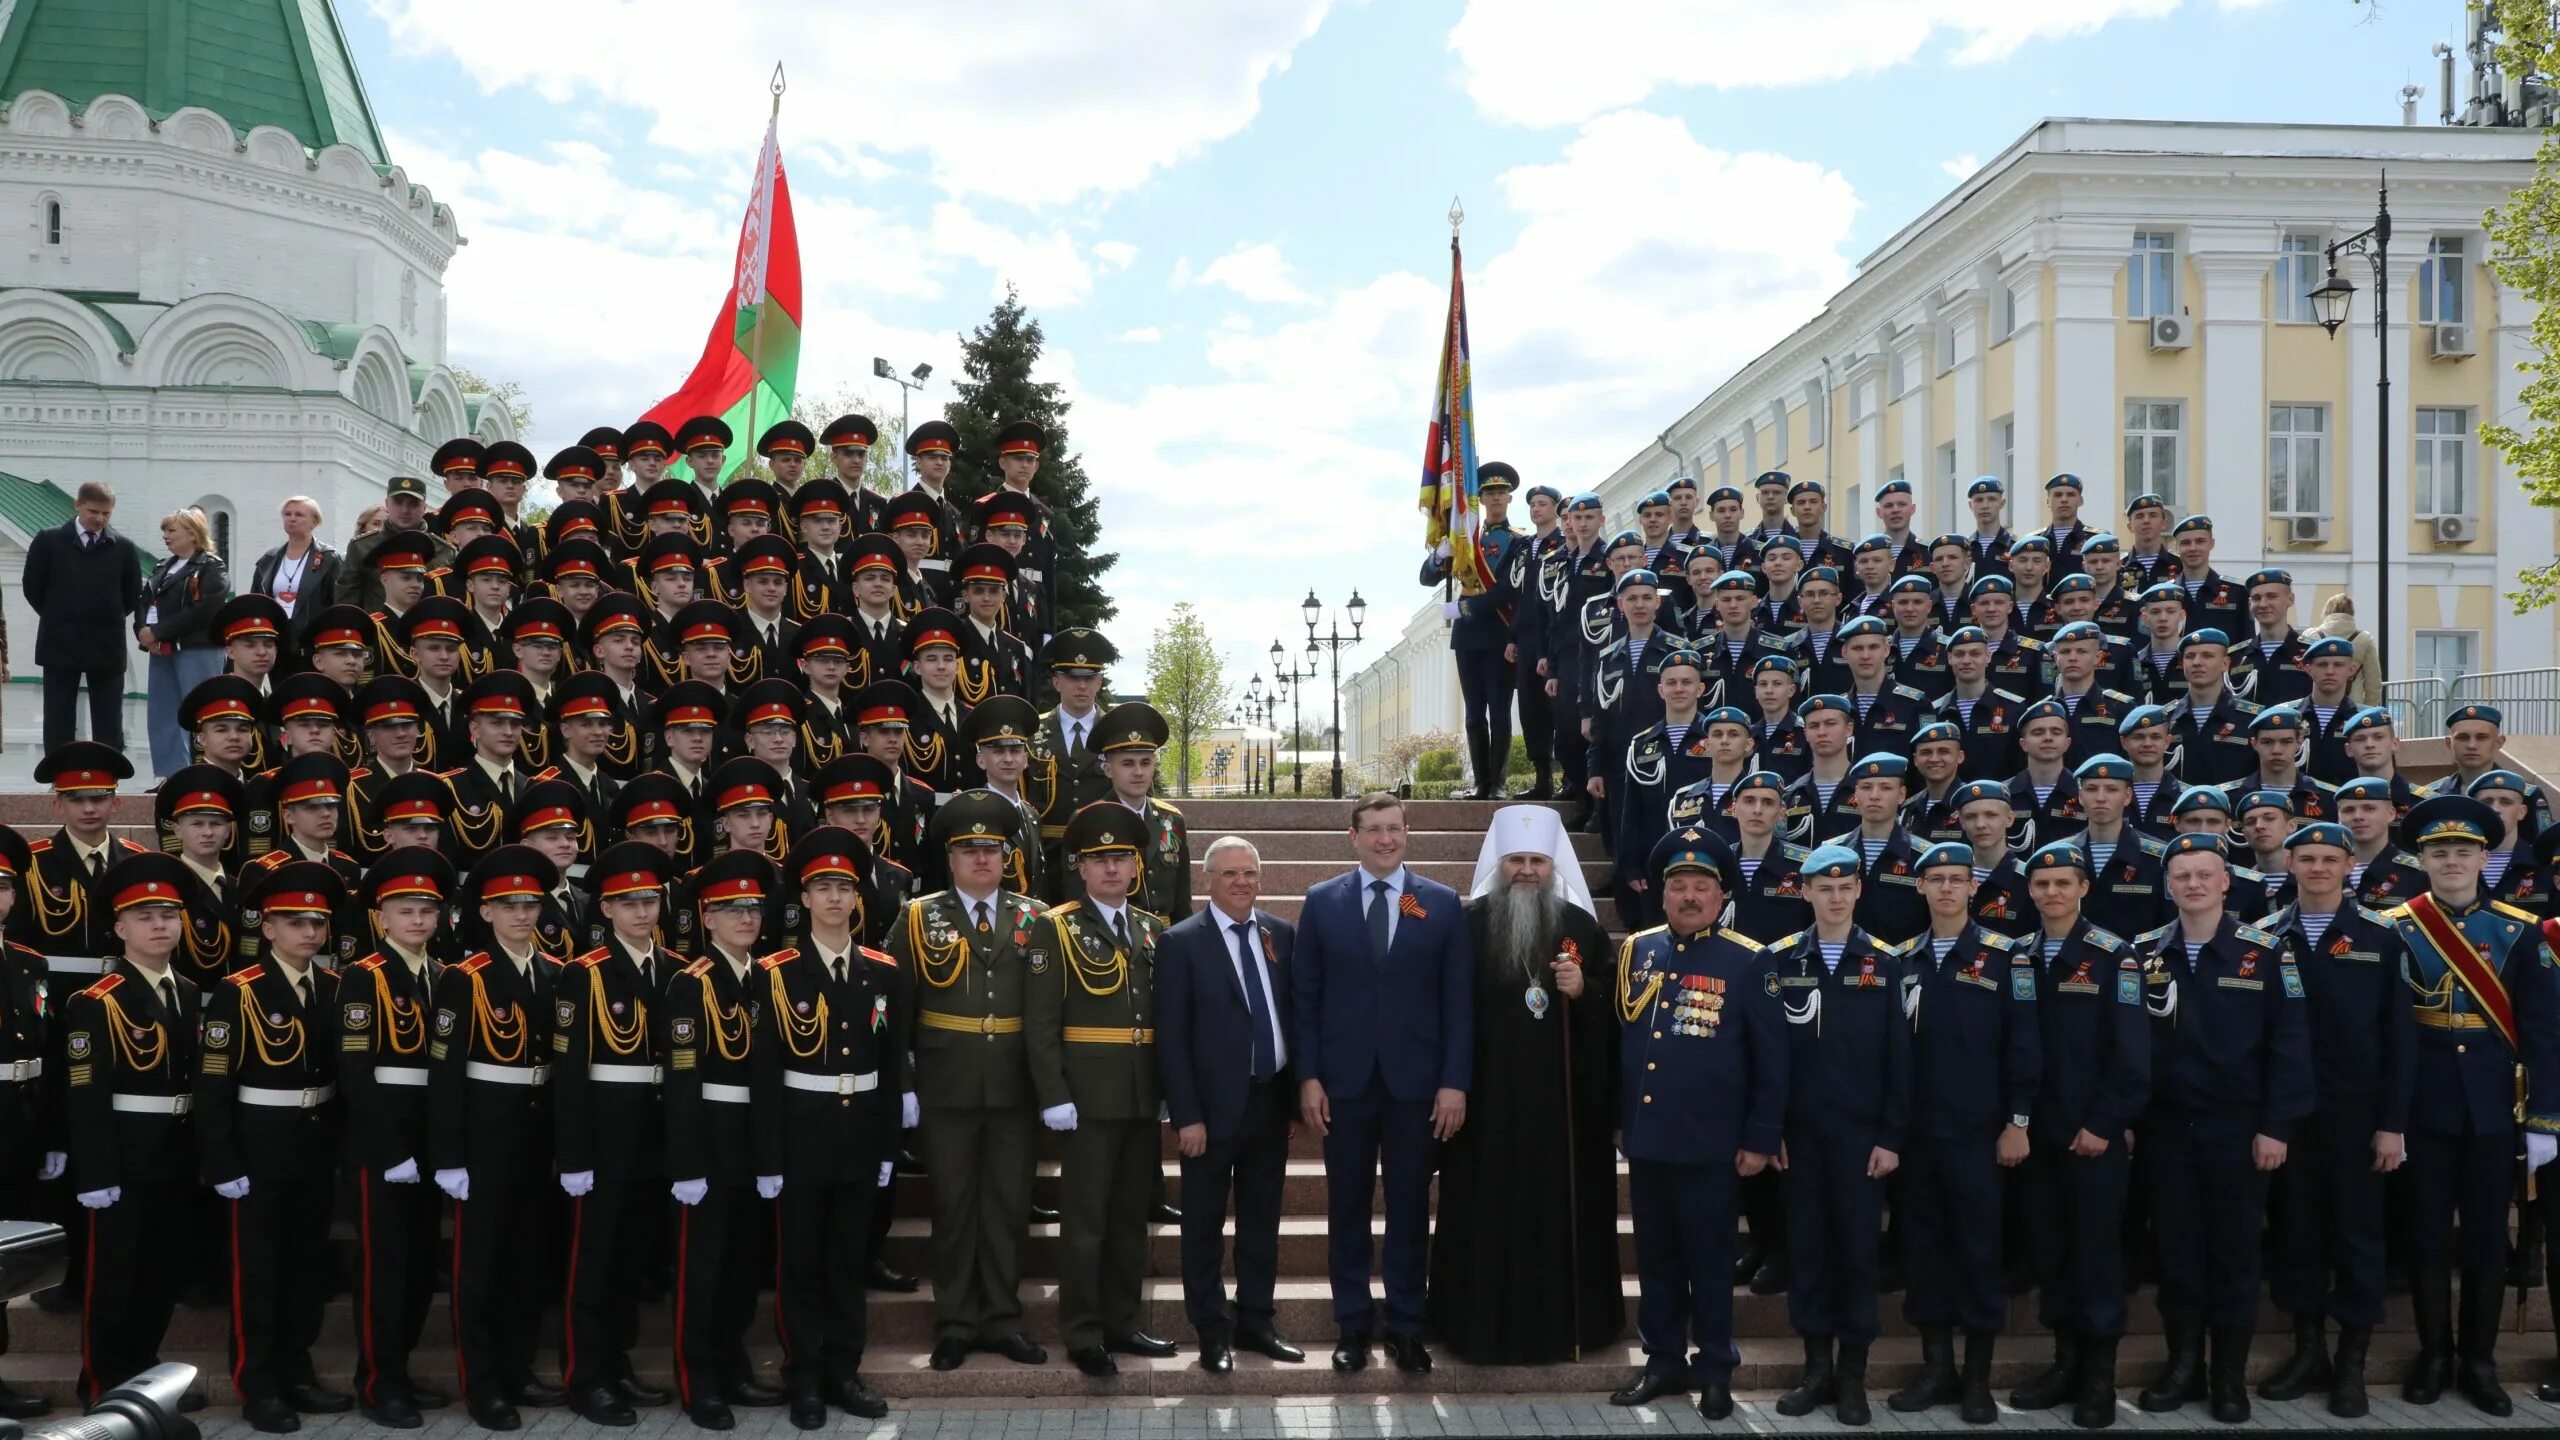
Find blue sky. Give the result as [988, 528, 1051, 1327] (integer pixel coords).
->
[346, 0, 2477, 693]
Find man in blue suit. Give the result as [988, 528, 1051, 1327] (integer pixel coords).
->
[1156, 835, 1307, 1374]
[1290, 793, 1474, 1373]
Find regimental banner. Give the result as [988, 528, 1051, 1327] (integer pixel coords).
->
[1418, 235, 1491, 598]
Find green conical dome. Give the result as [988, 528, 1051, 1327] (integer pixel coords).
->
[0, 0, 387, 165]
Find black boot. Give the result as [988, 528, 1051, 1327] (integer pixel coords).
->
[1835, 1342, 1872, 1427]
[1525, 762, 1554, 800]
[1958, 1333, 1998, 1425]
[1888, 1327, 1960, 1413]
[0, 1380, 48, 1421]
[2405, 1266, 2453, 1404]
[2256, 1313, 2328, 1401]
[1774, 1336, 1835, 1417]
[2137, 1318, 2204, 1413]
[2455, 1269, 2513, 1417]
[2072, 1336, 2118, 1430]
[2330, 1325, 2371, 1419]
[2010, 1326, 2082, 1411]
[2206, 1328, 2252, 1425]
[1730, 1234, 1771, 1289]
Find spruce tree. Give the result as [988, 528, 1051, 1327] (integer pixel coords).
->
[944, 288, 1118, 630]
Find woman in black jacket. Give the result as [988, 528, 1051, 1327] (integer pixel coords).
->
[250, 495, 343, 669]
[138, 506, 232, 776]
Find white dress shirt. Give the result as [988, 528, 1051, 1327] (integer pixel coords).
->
[1212, 903, 1287, 1067]
[1356, 865, 1410, 947]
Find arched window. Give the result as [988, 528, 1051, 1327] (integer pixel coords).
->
[41, 197, 61, 246]
[213, 510, 232, 559]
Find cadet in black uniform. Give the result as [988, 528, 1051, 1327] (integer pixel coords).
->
[26, 742, 151, 992]
[198, 861, 350, 1433]
[2167, 630, 2263, 789]
[2168, 516, 2248, 640]
[0, 827, 57, 1419]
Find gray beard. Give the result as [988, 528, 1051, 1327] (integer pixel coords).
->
[1485, 877, 1566, 988]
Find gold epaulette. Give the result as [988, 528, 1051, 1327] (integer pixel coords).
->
[229, 967, 265, 986]
[1048, 900, 1083, 917]
[1154, 798, 1182, 816]
[79, 971, 123, 999]
[680, 957, 712, 978]
[1719, 928, 1765, 951]
[347, 954, 385, 972]
[455, 953, 491, 974]
[2492, 900, 2539, 923]
[757, 948, 798, 971]
[570, 948, 608, 968]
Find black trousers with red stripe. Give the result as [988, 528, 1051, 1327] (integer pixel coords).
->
[351, 1168, 440, 1407]
[774, 1175, 876, 1393]
[226, 1175, 333, 1403]
[670, 1182, 762, 1406]
[451, 1180, 546, 1401]
[562, 1182, 649, 1394]
[80, 1178, 187, 1405]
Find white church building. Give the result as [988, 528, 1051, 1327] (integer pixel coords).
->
[0, 0, 508, 708]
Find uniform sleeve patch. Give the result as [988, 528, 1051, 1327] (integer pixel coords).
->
[2116, 968, 2141, 1005]
[2281, 963, 2305, 999]
[66, 1031, 90, 1059]
[203, 1020, 231, 1049]
[343, 1002, 371, 1030]
[2010, 965, 2035, 1001]
[556, 998, 577, 1027]
[435, 1008, 457, 1037]
[670, 1016, 696, 1044]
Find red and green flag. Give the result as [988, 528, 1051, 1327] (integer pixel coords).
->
[644, 107, 800, 481]
[1417, 235, 1490, 597]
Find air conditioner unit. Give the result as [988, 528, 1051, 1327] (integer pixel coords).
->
[2148, 314, 2193, 351]
[2281, 515, 2329, 546]
[2433, 514, 2481, 545]
[2431, 323, 2475, 359]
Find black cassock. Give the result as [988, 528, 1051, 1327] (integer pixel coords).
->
[1426, 895, 1624, 1363]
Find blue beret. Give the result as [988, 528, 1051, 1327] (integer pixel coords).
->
[2118, 704, 2174, 735]
[2050, 620, 2105, 647]
[1665, 474, 1698, 492]
[1876, 479, 1913, 500]
[1853, 534, 1891, 556]
[1525, 484, 1563, 505]
[2162, 832, 2226, 862]
[1731, 770, 1787, 797]
[1638, 490, 1672, 510]
[2178, 628, 2231, 655]
[1564, 493, 1604, 513]
[1929, 532, 1972, 553]
[2172, 514, 2215, 537]
[1967, 476, 2005, 498]
[1650, 825, 1736, 884]
[2235, 789, 2293, 818]
[2170, 787, 2231, 816]
[2018, 697, 2071, 728]
[1605, 528, 1645, 552]
[1801, 844, 1862, 880]
[2466, 769, 2534, 799]
[2334, 777, 2394, 804]
[1912, 720, 1961, 748]
[2008, 534, 2053, 558]
[1711, 571, 1759, 594]
[1837, 616, 1890, 641]
[1612, 568, 1660, 595]
[1701, 705, 1754, 728]
[1658, 648, 1707, 676]
[2340, 706, 2395, 737]
[1801, 565, 1843, 589]
[2074, 754, 2135, 783]
[1798, 694, 1856, 720]
[2249, 706, 2304, 735]
[2403, 794, 2504, 851]
[2285, 822, 2352, 853]
[1750, 654, 1798, 679]
[2045, 472, 2084, 492]
[2303, 636, 2355, 662]
[2125, 492, 2170, 516]
[1951, 779, 2011, 808]
[2137, 580, 2188, 606]
[1706, 485, 1744, 506]
[1944, 625, 1991, 649]
[2025, 839, 2091, 874]
[2080, 531, 2121, 555]
[1755, 470, 1791, 489]
[1966, 574, 2016, 600]
[1848, 753, 1910, 783]
[1916, 841, 1976, 872]
[1886, 574, 1937, 597]
[2447, 703, 2504, 729]
[2047, 573, 2097, 597]
[1788, 480, 1825, 501]
[2243, 568, 2293, 591]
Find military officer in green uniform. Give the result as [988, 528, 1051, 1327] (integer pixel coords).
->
[1032, 630, 1118, 896]
[1059, 703, 1190, 923]
[1028, 803, 1182, 1376]
[885, 791, 1052, 1372]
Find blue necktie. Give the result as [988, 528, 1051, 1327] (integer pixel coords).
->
[1235, 921, 1277, 1082]
[1367, 879, 1392, 961]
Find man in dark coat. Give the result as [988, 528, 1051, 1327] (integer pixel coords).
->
[23, 481, 142, 750]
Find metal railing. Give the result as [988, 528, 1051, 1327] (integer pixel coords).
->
[2384, 668, 2560, 737]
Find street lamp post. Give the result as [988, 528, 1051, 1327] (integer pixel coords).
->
[1270, 641, 1317, 796]
[870, 357, 935, 486]
[1244, 677, 1267, 795]
[2307, 175, 2394, 679]
[1303, 588, 1367, 800]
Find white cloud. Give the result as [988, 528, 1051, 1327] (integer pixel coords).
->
[1191, 242, 1317, 305]
[366, 0, 1335, 205]
[1448, 0, 2183, 126]
[1942, 154, 1981, 179]
[926, 203, 1096, 307]
[1112, 326, 1164, 343]
[1093, 241, 1140, 270]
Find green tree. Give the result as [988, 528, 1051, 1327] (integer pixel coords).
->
[449, 365, 532, 436]
[1145, 603, 1230, 797]
[2484, 0, 2560, 607]
[943, 288, 1118, 629]
[784, 383, 906, 495]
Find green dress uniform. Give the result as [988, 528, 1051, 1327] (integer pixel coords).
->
[1058, 704, 1190, 923]
[1032, 707, 1111, 897]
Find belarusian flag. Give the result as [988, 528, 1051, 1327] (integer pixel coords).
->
[644, 109, 800, 481]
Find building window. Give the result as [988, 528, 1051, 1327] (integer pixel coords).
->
[1993, 284, 2016, 342]
[2414, 407, 2474, 517]
[2414, 630, 2479, 690]
[1769, 400, 1789, 465]
[1710, 436, 1729, 484]
[1887, 350, 1906, 399]
[42, 198, 61, 246]
[2419, 237, 2467, 325]
[2267, 404, 2328, 516]
[1995, 415, 2016, 491]
[1935, 322, 1956, 375]
[1804, 379, 1826, 449]
[2128, 231, 2178, 319]
[2123, 400, 2183, 500]
[2274, 233, 2323, 324]
[1935, 441, 1958, 527]
[212, 511, 233, 559]
[1849, 378, 1870, 426]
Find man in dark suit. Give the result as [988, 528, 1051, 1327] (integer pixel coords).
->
[1158, 835, 1306, 1373]
[1289, 793, 1474, 1374]
[22, 481, 141, 750]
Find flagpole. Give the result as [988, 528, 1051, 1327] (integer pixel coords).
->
[743, 62, 785, 477]
[1442, 196, 1463, 612]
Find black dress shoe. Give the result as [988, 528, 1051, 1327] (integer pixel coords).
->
[243, 1396, 302, 1434]
[1332, 1334, 1372, 1372]
[1383, 1334, 1433, 1373]
[720, 1378, 787, 1407]
[405, 1382, 452, 1410]
[825, 1378, 888, 1420]
[865, 1257, 920, 1292]
[574, 1387, 637, 1427]
[1199, 1342, 1234, 1374]
[281, 1382, 353, 1414]
[893, 1147, 926, 1176]
[1150, 1200, 1182, 1223]
[465, 1394, 521, 1431]
[1236, 1328, 1306, 1364]
[685, 1399, 736, 1430]
[616, 1377, 673, 1407]
[30, 1284, 79, 1315]
[362, 1396, 423, 1430]
[1030, 1203, 1061, 1224]
[787, 1394, 825, 1431]
[1698, 1380, 1735, 1421]
[0, 1381, 49, 1420]
[1070, 1346, 1119, 1377]
[983, 1333, 1049, 1365]
[1108, 1331, 1179, 1358]
[1609, 1371, 1688, 1407]
[505, 1379, 569, 1408]
[929, 1339, 970, 1372]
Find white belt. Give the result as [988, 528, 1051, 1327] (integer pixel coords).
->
[465, 1061, 550, 1087]
[781, 1070, 878, 1096]
[0, 1059, 41, 1083]
[702, 1083, 751, 1104]
[239, 1084, 335, 1109]
[374, 1066, 429, 1088]
[45, 955, 103, 975]
[920, 557, 950, 572]
[110, 1094, 192, 1115]
[1019, 566, 1043, 582]
[589, 1063, 662, 1085]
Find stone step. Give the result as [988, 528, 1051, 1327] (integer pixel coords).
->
[1171, 800, 1566, 833]
[1212, 858, 1610, 893]
[1209, 894, 1624, 928]
[1207, 830, 1518, 863]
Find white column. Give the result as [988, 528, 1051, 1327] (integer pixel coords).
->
[1945, 286, 1987, 533]
[1895, 317, 1935, 515]
[2047, 250, 2123, 520]
[2003, 256, 2046, 532]
[1846, 352, 1885, 501]
[2492, 283, 2548, 669]
[2343, 245, 2427, 669]
[2191, 232, 2273, 570]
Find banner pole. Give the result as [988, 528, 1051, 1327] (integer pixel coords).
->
[742, 64, 786, 477]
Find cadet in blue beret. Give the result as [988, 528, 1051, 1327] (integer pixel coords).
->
[2068, 753, 2175, 941]
[2221, 706, 2335, 836]
[2034, 474, 2093, 581]
[1542, 495, 1619, 823]
[2133, 583, 2194, 706]
[2162, 631, 2263, 790]
[2120, 493, 2177, 591]
[1902, 721, 1971, 845]
[2337, 707, 2423, 819]
[1508, 483, 1568, 788]
[1695, 569, 1793, 707]
[2109, 705, 2188, 835]
[2433, 704, 2510, 798]
[1950, 779, 2035, 940]
[1778, 479, 1854, 574]
[2380, 794, 2560, 1415]
[2165, 516, 2246, 640]
[1887, 837, 2041, 1424]
[1614, 648, 1717, 928]
[1632, 492, 1690, 590]
[1786, 697, 1864, 845]
[1674, 770, 1813, 946]
[2130, 829, 2314, 1422]
[2170, 782, 2232, 832]
[2462, 772, 2554, 915]
[2043, 620, 2139, 766]
[1743, 656, 1812, 786]
[1958, 574, 2051, 703]
[2226, 568, 2313, 709]
[1833, 755, 1926, 944]
[1693, 485, 1759, 573]
[1927, 534, 1977, 629]
[2008, 698, 2089, 850]
[1930, 626, 2028, 783]
[1749, 471, 1795, 546]
[1589, 561, 1682, 835]
[2328, 776, 2429, 910]
[1664, 712, 1768, 842]
[1962, 478, 2016, 585]
[2002, 533, 2063, 637]
[1423, 457, 1530, 803]
[1837, 619, 1933, 756]
[1608, 828, 1786, 1421]
[1871, 477, 1928, 580]
[1792, 566, 1853, 691]
[1763, 837, 1912, 1426]
[1844, 539, 1898, 619]
[2071, 533, 2144, 644]
[2008, 833, 2149, 1427]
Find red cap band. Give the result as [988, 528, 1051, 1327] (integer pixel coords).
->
[598, 869, 661, 898]
[114, 879, 181, 910]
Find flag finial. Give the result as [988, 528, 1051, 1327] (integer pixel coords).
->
[770, 63, 787, 98]
[1449, 195, 1465, 236]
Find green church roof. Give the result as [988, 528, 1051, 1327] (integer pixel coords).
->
[0, 0, 388, 166]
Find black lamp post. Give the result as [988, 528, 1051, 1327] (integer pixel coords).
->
[1304, 589, 1367, 800]
[2308, 175, 2394, 680]
[1270, 640, 1316, 796]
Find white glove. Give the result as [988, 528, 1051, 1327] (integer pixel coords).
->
[1041, 1102, 1079, 1133]
[1441, 601, 1461, 621]
[214, 1177, 251, 1200]
[878, 1160, 895, 1187]
[37, 1152, 65, 1181]
[901, 1092, 920, 1129]
[434, 1168, 470, 1201]
[671, 1178, 708, 1207]
[560, 1169, 596, 1198]
[384, 1157, 420, 1184]
[756, 1175, 784, 1200]
[76, 1187, 120, 1209]
[2530, 1133, 2558, 1174]
[1432, 539, 1452, 560]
